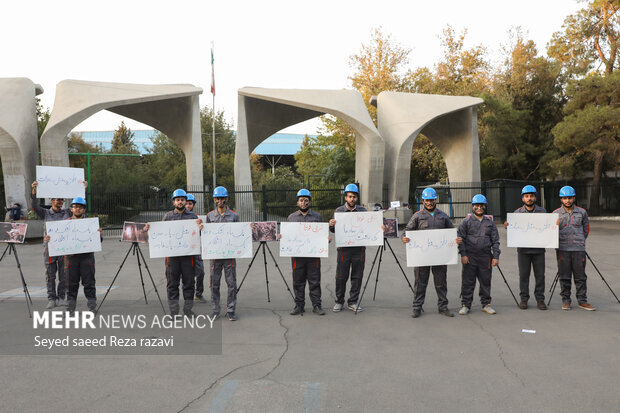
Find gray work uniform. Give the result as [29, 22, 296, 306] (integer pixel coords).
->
[162, 209, 198, 314]
[402, 208, 453, 311]
[554, 205, 589, 304]
[513, 205, 547, 303]
[206, 207, 239, 315]
[287, 210, 323, 308]
[31, 193, 70, 301]
[330, 204, 367, 306]
[458, 214, 501, 308]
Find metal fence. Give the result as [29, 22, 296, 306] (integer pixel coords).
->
[411, 179, 620, 221]
[66, 179, 620, 236]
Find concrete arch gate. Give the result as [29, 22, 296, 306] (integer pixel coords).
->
[234, 87, 385, 217]
[236, 88, 483, 215]
[0, 78, 43, 214]
[40, 80, 204, 188]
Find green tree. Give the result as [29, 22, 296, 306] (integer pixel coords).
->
[551, 72, 620, 214]
[480, 33, 564, 180]
[111, 121, 137, 154]
[548, 0, 619, 78]
[143, 131, 187, 189]
[36, 98, 50, 139]
[67, 132, 102, 170]
[200, 106, 236, 189]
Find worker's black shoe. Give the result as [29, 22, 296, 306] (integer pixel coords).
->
[411, 309, 422, 318]
[290, 305, 304, 315]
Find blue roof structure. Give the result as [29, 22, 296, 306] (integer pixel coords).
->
[72, 130, 316, 156]
[253, 133, 314, 155]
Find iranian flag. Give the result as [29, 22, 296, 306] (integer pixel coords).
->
[210, 45, 215, 95]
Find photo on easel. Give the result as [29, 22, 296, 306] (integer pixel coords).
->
[383, 218, 398, 238]
[0, 222, 27, 243]
[252, 221, 277, 242]
[121, 222, 149, 243]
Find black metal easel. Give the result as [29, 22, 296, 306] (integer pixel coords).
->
[0, 243, 33, 318]
[237, 241, 294, 302]
[356, 238, 415, 314]
[96, 242, 166, 314]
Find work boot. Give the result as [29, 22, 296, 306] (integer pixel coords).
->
[537, 301, 547, 310]
[458, 305, 470, 315]
[411, 309, 422, 318]
[519, 301, 528, 310]
[194, 295, 208, 303]
[482, 304, 496, 315]
[562, 302, 571, 311]
[312, 306, 325, 316]
[332, 303, 343, 312]
[169, 300, 180, 316]
[227, 312, 238, 321]
[578, 302, 596, 311]
[87, 299, 97, 312]
[438, 308, 454, 317]
[289, 305, 304, 315]
[46, 300, 56, 309]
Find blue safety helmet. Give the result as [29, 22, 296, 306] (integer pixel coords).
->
[186, 194, 196, 203]
[344, 183, 359, 195]
[421, 187, 438, 200]
[171, 189, 187, 200]
[71, 196, 87, 206]
[472, 194, 487, 204]
[297, 188, 312, 199]
[559, 186, 576, 197]
[521, 185, 537, 196]
[213, 186, 229, 198]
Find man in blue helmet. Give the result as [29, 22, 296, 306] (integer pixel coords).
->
[457, 194, 501, 315]
[31, 179, 88, 309]
[402, 187, 461, 318]
[329, 183, 367, 312]
[146, 189, 203, 316]
[185, 194, 207, 304]
[206, 186, 240, 321]
[553, 186, 594, 311]
[44, 196, 102, 314]
[285, 189, 325, 316]
[504, 185, 547, 310]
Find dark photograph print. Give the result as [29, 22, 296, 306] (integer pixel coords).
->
[0, 222, 27, 243]
[121, 222, 149, 243]
[383, 218, 398, 238]
[252, 221, 277, 242]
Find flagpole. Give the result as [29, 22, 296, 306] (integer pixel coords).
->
[211, 42, 217, 191]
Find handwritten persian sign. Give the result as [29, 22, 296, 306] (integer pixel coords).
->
[201, 223, 253, 259]
[279, 222, 329, 257]
[506, 213, 559, 248]
[148, 221, 201, 258]
[334, 211, 383, 247]
[405, 228, 458, 267]
[46, 218, 101, 257]
[36, 166, 85, 199]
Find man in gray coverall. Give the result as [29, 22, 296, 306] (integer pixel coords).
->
[503, 185, 547, 310]
[206, 186, 240, 321]
[553, 185, 595, 311]
[31, 179, 87, 309]
[285, 189, 326, 316]
[457, 194, 500, 315]
[145, 189, 203, 316]
[402, 187, 461, 318]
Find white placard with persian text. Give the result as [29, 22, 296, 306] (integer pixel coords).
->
[201, 222, 253, 259]
[506, 213, 559, 248]
[46, 218, 101, 257]
[405, 228, 458, 267]
[279, 222, 329, 257]
[148, 220, 201, 258]
[36, 165, 85, 199]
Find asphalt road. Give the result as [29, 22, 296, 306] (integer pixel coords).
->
[1, 221, 619, 412]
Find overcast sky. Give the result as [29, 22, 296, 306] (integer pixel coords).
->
[4, 0, 582, 135]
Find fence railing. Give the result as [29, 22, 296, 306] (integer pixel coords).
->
[43, 178, 620, 236]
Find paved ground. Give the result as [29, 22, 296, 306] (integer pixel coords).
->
[1, 221, 619, 412]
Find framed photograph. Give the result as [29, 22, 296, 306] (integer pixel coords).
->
[383, 218, 398, 238]
[0, 223, 27, 243]
[121, 222, 149, 243]
[252, 221, 277, 242]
